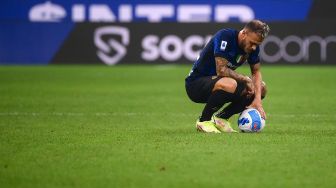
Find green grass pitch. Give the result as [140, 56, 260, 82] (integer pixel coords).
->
[0, 65, 335, 188]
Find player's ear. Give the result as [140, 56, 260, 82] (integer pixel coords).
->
[242, 29, 249, 36]
[241, 29, 248, 39]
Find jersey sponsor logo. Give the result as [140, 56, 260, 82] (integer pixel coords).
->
[220, 40, 227, 51]
[94, 26, 130, 65]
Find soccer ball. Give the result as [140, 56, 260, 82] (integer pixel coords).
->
[238, 108, 265, 132]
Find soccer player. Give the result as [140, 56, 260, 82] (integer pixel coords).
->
[185, 20, 270, 133]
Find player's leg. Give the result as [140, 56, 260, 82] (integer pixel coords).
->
[216, 81, 267, 120]
[186, 76, 242, 133]
[186, 76, 223, 133]
[206, 79, 246, 132]
[199, 77, 246, 133]
[199, 77, 238, 121]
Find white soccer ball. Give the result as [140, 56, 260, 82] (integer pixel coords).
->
[238, 108, 266, 133]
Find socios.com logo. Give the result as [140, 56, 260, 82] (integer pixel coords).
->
[260, 35, 336, 63]
[94, 26, 130, 65]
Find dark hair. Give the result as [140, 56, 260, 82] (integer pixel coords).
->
[244, 20, 270, 39]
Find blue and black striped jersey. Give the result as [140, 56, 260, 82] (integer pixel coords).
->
[186, 29, 260, 84]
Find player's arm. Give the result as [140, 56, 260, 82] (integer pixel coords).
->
[215, 56, 254, 95]
[249, 63, 266, 119]
[215, 57, 249, 81]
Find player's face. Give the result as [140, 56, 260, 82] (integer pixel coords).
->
[241, 30, 263, 53]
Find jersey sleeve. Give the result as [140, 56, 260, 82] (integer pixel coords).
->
[213, 30, 232, 60]
[248, 47, 261, 65]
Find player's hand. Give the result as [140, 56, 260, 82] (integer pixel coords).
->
[249, 103, 266, 120]
[257, 106, 266, 120]
[245, 76, 254, 97]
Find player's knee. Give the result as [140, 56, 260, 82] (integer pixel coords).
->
[213, 77, 237, 93]
[261, 81, 267, 99]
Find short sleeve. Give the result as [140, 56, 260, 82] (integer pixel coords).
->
[248, 47, 260, 65]
[213, 30, 232, 60]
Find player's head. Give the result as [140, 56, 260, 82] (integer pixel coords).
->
[239, 20, 270, 53]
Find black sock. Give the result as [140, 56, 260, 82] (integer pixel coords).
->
[217, 96, 254, 119]
[200, 90, 234, 121]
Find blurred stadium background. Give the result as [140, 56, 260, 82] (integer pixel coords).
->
[1, 0, 336, 65]
[1, 0, 336, 188]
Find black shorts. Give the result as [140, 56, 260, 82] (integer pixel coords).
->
[185, 76, 222, 103]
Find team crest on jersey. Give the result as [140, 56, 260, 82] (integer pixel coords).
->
[236, 55, 248, 64]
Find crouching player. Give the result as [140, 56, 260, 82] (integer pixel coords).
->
[185, 20, 270, 133]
